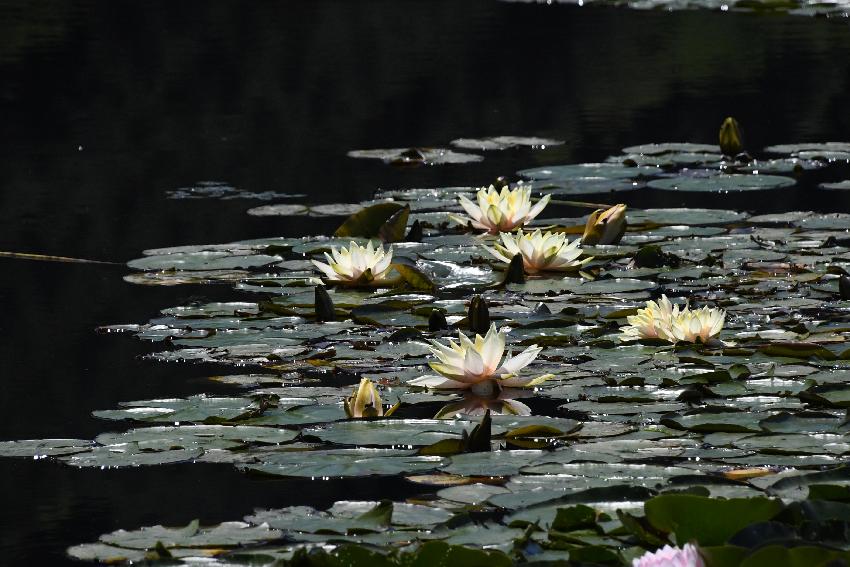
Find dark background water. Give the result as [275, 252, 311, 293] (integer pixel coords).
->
[1, 1, 850, 564]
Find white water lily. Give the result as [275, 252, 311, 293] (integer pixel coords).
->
[668, 305, 726, 344]
[311, 241, 393, 285]
[410, 323, 552, 395]
[451, 184, 550, 234]
[581, 203, 627, 245]
[620, 295, 725, 344]
[632, 543, 704, 567]
[344, 378, 398, 418]
[484, 229, 592, 273]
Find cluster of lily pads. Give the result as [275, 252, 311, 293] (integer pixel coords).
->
[501, 0, 850, 18]
[62, 483, 850, 565]
[3, 122, 850, 565]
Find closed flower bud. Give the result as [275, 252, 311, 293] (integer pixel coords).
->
[719, 116, 743, 157]
[581, 204, 627, 246]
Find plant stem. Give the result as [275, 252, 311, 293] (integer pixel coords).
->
[532, 198, 611, 209]
[0, 251, 120, 265]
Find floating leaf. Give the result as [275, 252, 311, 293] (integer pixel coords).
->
[644, 494, 783, 546]
[334, 202, 406, 238]
[647, 173, 795, 193]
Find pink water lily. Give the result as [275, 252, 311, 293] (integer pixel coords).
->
[633, 544, 704, 567]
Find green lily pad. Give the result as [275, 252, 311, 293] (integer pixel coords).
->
[347, 148, 483, 165]
[621, 142, 719, 155]
[242, 449, 445, 478]
[647, 173, 795, 192]
[518, 163, 658, 181]
[99, 519, 281, 550]
[451, 136, 563, 150]
[0, 439, 94, 458]
[819, 180, 850, 191]
[302, 419, 481, 447]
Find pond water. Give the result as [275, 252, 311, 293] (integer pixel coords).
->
[1, 1, 850, 564]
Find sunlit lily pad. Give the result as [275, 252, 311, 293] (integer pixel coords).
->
[128, 251, 283, 271]
[450, 136, 563, 150]
[99, 519, 281, 550]
[518, 163, 658, 181]
[0, 438, 94, 458]
[627, 208, 749, 225]
[347, 148, 483, 165]
[647, 173, 795, 193]
[302, 419, 484, 447]
[621, 142, 719, 155]
[820, 180, 850, 191]
[242, 449, 445, 478]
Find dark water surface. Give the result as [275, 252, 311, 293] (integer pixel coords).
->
[1, 1, 850, 564]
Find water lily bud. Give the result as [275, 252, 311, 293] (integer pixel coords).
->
[581, 204, 627, 246]
[405, 219, 423, 242]
[840, 275, 850, 300]
[468, 295, 491, 335]
[719, 116, 743, 157]
[428, 309, 448, 331]
[504, 253, 526, 284]
[466, 410, 492, 453]
[344, 378, 384, 419]
[314, 285, 335, 322]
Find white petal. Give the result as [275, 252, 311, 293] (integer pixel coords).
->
[408, 375, 470, 389]
[463, 348, 485, 378]
[495, 345, 542, 376]
[311, 260, 339, 280]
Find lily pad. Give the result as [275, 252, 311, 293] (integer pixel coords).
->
[347, 148, 483, 165]
[450, 136, 563, 150]
[647, 173, 795, 193]
[242, 449, 445, 478]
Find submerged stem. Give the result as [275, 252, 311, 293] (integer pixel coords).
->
[0, 251, 120, 265]
[532, 197, 611, 209]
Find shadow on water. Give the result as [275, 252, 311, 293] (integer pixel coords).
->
[1, 0, 850, 563]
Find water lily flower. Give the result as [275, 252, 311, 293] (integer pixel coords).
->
[581, 203, 627, 245]
[620, 295, 725, 344]
[669, 305, 726, 344]
[451, 184, 550, 234]
[311, 241, 393, 286]
[632, 544, 704, 567]
[483, 229, 592, 273]
[620, 295, 678, 342]
[409, 323, 552, 396]
[344, 378, 398, 418]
